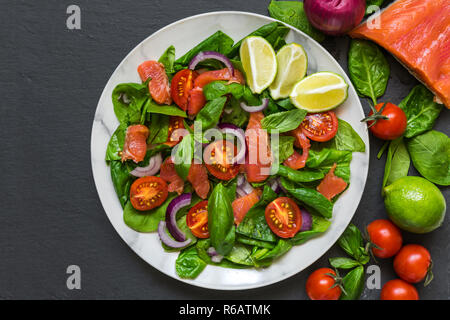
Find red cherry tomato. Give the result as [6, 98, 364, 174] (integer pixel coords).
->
[129, 176, 168, 211]
[381, 279, 419, 300]
[171, 69, 195, 111]
[366, 102, 407, 140]
[204, 140, 241, 181]
[306, 268, 342, 300]
[367, 219, 403, 258]
[186, 201, 209, 239]
[301, 111, 338, 142]
[165, 116, 185, 147]
[265, 197, 302, 238]
[394, 244, 432, 284]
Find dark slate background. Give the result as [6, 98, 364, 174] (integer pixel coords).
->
[0, 0, 448, 300]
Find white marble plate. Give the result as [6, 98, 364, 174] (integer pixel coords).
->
[91, 12, 369, 290]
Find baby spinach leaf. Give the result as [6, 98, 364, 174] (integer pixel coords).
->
[382, 137, 410, 190]
[237, 185, 278, 242]
[123, 194, 177, 232]
[158, 45, 176, 76]
[147, 113, 170, 144]
[340, 266, 365, 300]
[268, 0, 325, 42]
[277, 165, 325, 183]
[255, 239, 292, 260]
[290, 214, 331, 245]
[329, 257, 361, 270]
[307, 148, 353, 182]
[174, 31, 234, 68]
[110, 160, 134, 208]
[112, 83, 149, 124]
[280, 178, 333, 218]
[203, 81, 260, 105]
[173, 133, 194, 181]
[261, 109, 307, 133]
[141, 98, 187, 118]
[265, 25, 290, 51]
[406, 130, 450, 186]
[273, 136, 295, 163]
[323, 119, 365, 152]
[175, 246, 207, 279]
[208, 183, 236, 256]
[106, 123, 127, 161]
[338, 224, 369, 264]
[348, 39, 390, 105]
[221, 97, 249, 128]
[399, 85, 443, 139]
[195, 96, 227, 130]
[224, 243, 254, 266]
[236, 235, 276, 249]
[276, 98, 296, 110]
[196, 239, 250, 269]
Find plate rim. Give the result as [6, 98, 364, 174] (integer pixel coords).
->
[90, 10, 370, 291]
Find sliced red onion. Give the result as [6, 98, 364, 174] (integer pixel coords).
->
[130, 153, 162, 177]
[188, 51, 234, 76]
[240, 98, 269, 113]
[241, 180, 254, 195]
[158, 221, 192, 248]
[269, 178, 284, 194]
[207, 247, 217, 256]
[236, 186, 247, 198]
[165, 193, 192, 242]
[300, 209, 313, 231]
[237, 173, 245, 187]
[217, 123, 246, 165]
[211, 255, 224, 263]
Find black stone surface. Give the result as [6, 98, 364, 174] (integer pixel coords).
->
[0, 0, 448, 300]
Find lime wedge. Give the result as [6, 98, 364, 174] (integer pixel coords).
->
[269, 43, 308, 100]
[240, 36, 277, 94]
[290, 72, 349, 112]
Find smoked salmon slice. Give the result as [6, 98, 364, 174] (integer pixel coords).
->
[187, 163, 210, 199]
[317, 163, 348, 201]
[160, 157, 184, 194]
[137, 61, 172, 105]
[349, 0, 450, 108]
[121, 125, 149, 163]
[232, 189, 262, 225]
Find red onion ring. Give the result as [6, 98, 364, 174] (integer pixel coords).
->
[236, 186, 247, 198]
[300, 209, 313, 231]
[240, 98, 269, 113]
[130, 153, 162, 177]
[217, 123, 246, 165]
[165, 193, 192, 242]
[188, 51, 234, 76]
[158, 221, 192, 249]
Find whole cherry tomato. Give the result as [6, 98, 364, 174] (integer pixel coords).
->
[381, 279, 419, 300]
[367, 219, 403, 258]
[363, 102, 407, 140]
[306, 268, 342, 300]
[394, 244, 432, 284]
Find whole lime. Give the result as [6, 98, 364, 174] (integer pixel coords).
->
[384, 176, 446, 233]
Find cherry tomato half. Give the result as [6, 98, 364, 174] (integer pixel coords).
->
[367, 219, 403, 259]
[265, 197, 302, 238]
[130, 176, 168, 211]
[306, 268, 342, 300]
[165, 116, 185, 147]
[171, 69, 195, 111]
[394, 244, 432, 284]
[204, 140, 241, 181]
[301, 111, 338, 142]
[186, 200, 209, 238]
[380, 279, 419, 300]
[366, 102, 407, 140]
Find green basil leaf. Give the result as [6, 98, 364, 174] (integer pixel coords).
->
[277, 165, 325, 183]
[261, 109, 307, 133]
[399, 85, 443, 139]
[265, 25, 290, 51]
[123, 194, 177, 232]
[147, 113, 170, 144]
[158, 45, 176, 76]
[348, 39, 390, 105]
[323, 119, 365, 152]
[268, 0, 325, 42]
[106, 123, 127, 161]
[273, 136, 295, 163]
[141, 98, 187, 118]
[175, 246, 207, 279]
[382, 137, 410, 189]
[255, 239, 292, 260]
[338, 224, 369, 263]
[306, 148, 353, 182]
[406, 130, 450, 186]
[224, 243, 254, 266]
[110, 160, 134, 208]
[112, 83, 149, 124]
[280, 178, 333, 218]
[173, 133, 194, 181]
[195, 96, 227, 130]
[289, 215, 331, 245]
[221, 97, 249, 128]
[236, 235, 276, 249]
[329, 257, 361, 269]
[340, 266, 365, 300]
[208, 183, 236, 256]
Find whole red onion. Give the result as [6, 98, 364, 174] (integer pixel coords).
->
[304, 0, 366, 36]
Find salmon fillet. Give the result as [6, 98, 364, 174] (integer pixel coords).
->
[349, 0, 450, 108]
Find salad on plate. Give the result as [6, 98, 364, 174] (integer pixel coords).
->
[105, 22, 365, 279]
